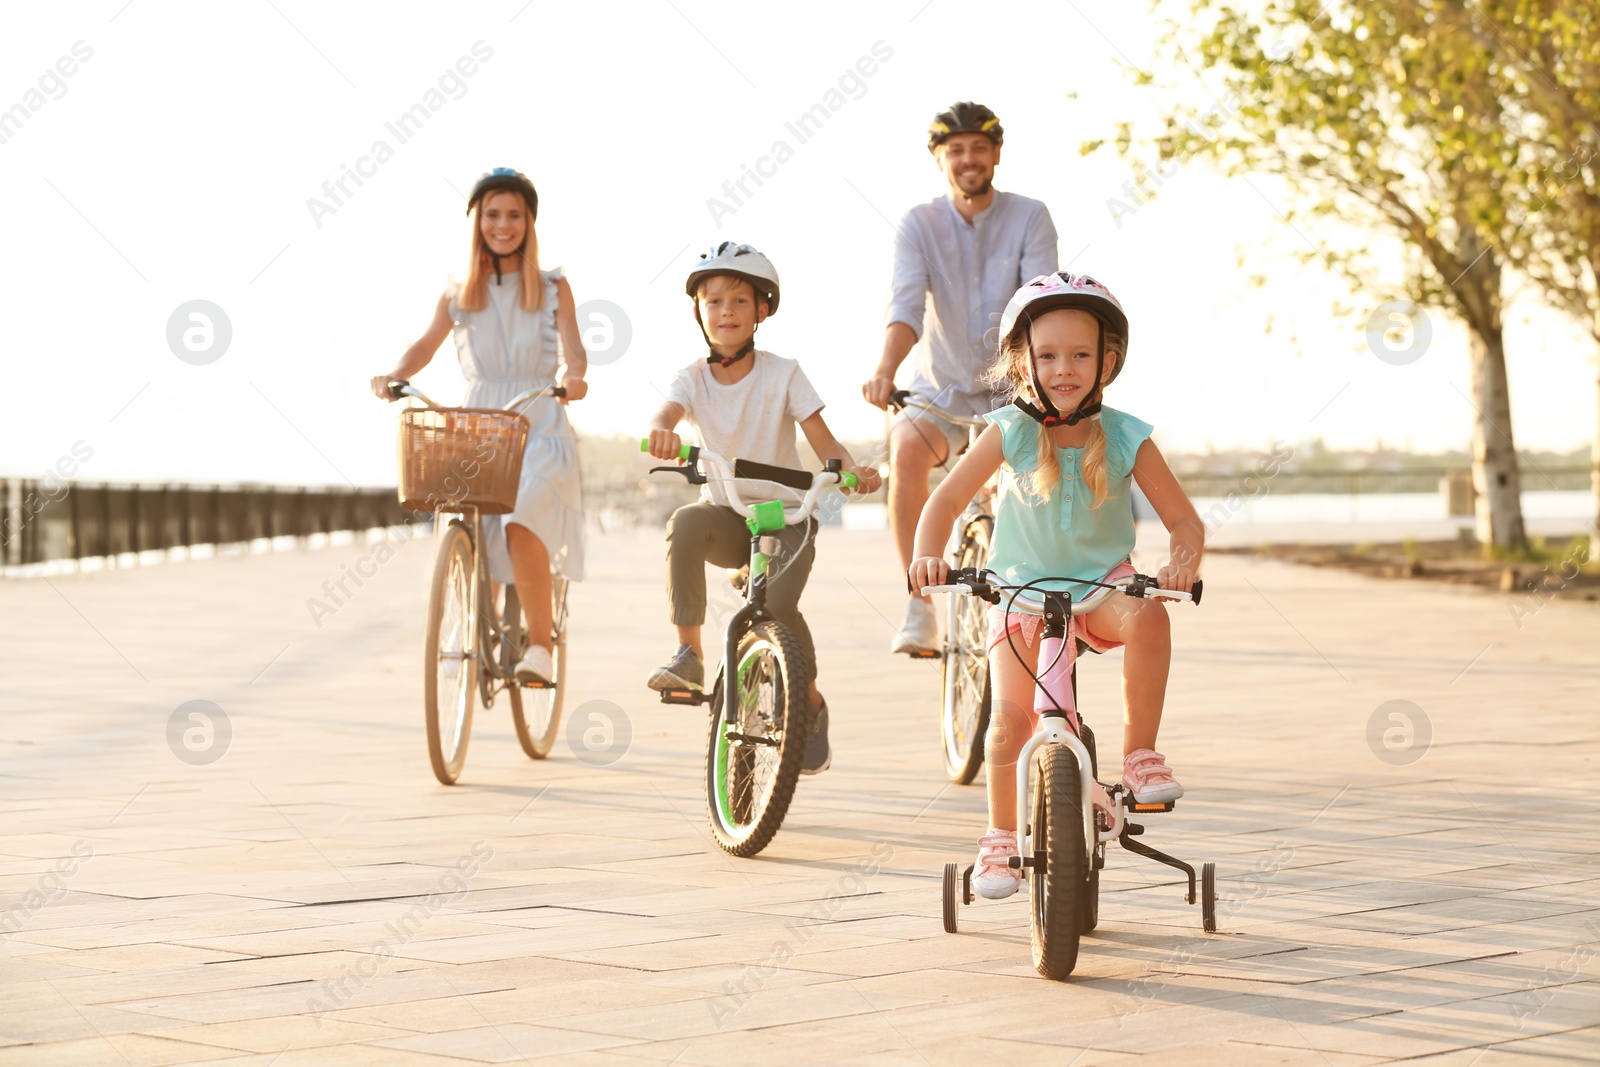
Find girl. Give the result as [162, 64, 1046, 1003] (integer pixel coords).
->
[908, 272, 1203, 900]
[371, 167, 587, 684]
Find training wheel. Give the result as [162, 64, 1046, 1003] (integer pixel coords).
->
[942, 863, 960, 933]
[1201, 862, 1217, 932]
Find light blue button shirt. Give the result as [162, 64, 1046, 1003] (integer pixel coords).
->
[981, 405, 1154, 593]
[886, 190, 1059, 416]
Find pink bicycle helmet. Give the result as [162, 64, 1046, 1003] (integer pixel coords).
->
[999, 272, 1130, 426]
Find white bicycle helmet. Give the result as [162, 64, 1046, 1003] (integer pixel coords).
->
[999, 272, 1130, 426]
[684, 241, 781, 315]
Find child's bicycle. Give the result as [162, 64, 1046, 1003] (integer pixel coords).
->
[641, 440, 856, 857]
[388, 379, 569, 785]
[921, 567, 1217, 980]
[888, 389, 994, 785]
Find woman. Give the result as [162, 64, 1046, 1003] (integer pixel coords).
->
[371, 167, 587, 683]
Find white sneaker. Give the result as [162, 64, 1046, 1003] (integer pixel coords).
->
[513, 646, 554, 685]
[972, 828, 1023, 900]
[890, 597, 938, 655]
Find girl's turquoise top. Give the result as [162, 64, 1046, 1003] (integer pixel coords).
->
[980, 404, 1154, 594]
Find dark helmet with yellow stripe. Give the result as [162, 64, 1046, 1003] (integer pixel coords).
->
[927, 101, 1003, 153]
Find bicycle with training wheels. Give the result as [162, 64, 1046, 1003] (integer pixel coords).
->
[388, 379, 570, 785]
[889, 389, 996, 785]
[642, 440, 856, 857]
[922, 567, 1216, 980]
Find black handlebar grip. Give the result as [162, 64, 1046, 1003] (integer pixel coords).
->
[889, 389, 911, 409]
[550, 386, 567, 397]
[1190, 580, 1203, 606]
[386, 379, 409, 400]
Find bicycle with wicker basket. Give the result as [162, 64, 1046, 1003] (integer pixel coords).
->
[388, 378, 569, 785]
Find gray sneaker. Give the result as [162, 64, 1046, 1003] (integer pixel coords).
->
[801, 700, 830, 775]
[647, 644, 704, 692]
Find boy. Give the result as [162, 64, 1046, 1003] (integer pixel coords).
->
[644, 242, 881, 774]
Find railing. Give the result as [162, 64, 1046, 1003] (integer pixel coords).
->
[1173, 466, 1592, 497]
[3, 480, 416, 570]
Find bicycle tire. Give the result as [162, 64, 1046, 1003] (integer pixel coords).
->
[510, 578, 567, 759]
[941, 515, 993, 784]
[704, 620, 811, 858]
[942, 862, 960, 933]
[1030, 744, 1087, 979]
[424, 522, 477, 785]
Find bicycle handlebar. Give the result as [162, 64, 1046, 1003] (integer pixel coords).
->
[387, 379, 565, 412]
[639, 439, 857, 522]
[922, 568, 1203, 616]
[888, 388, 988, 429]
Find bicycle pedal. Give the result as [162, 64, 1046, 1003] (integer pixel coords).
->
[519, 680, 555, 690]
[658, 688, 709, 706]
[1128, 800, 1177, 813]
[904, 649, 940, 660]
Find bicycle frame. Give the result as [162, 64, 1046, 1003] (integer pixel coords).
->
[924, 571, 1203, 888]
[641, 442, 855, 727]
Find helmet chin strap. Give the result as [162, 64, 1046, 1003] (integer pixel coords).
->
[1013, 316, 1105, 427]
[697, 310, 757, 368]
[486, 236, 527, 285]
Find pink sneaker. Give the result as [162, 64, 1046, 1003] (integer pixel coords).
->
[1123, 749, 1184, 804]
[972, 828, 1023, 900]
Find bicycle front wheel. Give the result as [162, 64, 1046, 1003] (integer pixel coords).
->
[424, 522, 477, 785]
[510, 578, 567, 759]
[941, 516, 992, 784]
[704, 621, 811, 858]
[1030, 743, 1088, 979]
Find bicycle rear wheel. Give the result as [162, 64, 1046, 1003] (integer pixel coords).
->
[941, 516, 992, 784]
[424, 522, 477, 785]
[510, 578, 567, 759]
[704, 621, 811, 858]
[1030, 743, 1087, 979]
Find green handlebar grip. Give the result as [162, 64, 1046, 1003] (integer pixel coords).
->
[840, 472, 858, 489]
[638, 437, 694, 460]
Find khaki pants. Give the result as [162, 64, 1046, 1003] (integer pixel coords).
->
[665, 503, 817, 681]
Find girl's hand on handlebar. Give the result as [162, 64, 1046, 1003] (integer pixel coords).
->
[646, 429, 683, 461]
[1156, 561, 1198, 593]
[370, 374, 400, 401]
[909, 555, 948, 592]
[843, 462, 882, 496]
[561, 377, 587, 404]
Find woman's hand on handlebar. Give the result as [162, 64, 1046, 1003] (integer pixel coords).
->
[370, 374, 401, 401]
[908, 555, 949, 593]
[646, 429, 683, 462]
[561, 376, 588, 405]
[862, 374, 897, 411]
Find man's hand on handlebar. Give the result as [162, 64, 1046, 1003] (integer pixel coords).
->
[646, 429, 684, 462]
[862, 374, 897, 411]
[908, 555, 949, 593]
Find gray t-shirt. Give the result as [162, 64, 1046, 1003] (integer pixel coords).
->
[665, 351, 826, 510]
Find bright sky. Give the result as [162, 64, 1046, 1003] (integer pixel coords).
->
[4, 1, 1595, 487]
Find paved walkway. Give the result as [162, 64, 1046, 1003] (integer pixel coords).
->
[3, 524, 1597, 1065]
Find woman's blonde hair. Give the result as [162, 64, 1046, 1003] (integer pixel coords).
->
[982, 307, 1125, 508]
[455, 191, 543, 313]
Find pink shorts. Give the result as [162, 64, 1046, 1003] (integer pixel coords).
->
[985, 561, 1138, 655]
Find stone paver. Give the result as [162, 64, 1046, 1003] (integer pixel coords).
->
[2, 524, 1597, 1064]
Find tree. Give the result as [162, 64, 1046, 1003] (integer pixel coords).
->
[1443, 1, 1600, 562]
[1097, 0, 1531, 548]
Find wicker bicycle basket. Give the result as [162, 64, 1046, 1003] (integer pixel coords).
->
[397, 406, 529, 514]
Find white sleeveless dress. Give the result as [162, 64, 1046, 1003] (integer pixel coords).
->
[447, 268, 585, 584]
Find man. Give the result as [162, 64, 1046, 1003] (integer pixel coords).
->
[862, 101, 1059, 653]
